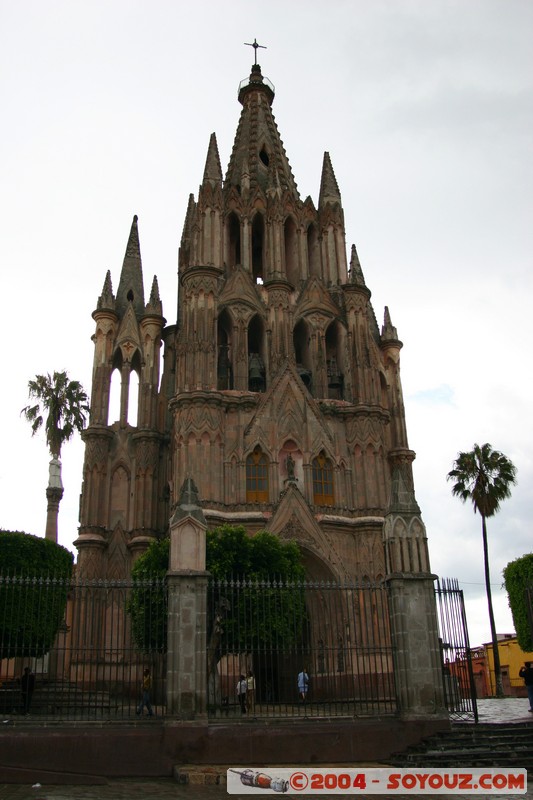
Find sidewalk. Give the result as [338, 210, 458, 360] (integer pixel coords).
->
[473, 697, 532, 724]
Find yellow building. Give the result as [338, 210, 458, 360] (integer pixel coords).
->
[476, 634, 533, 697]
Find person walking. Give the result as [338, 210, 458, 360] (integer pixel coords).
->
[246, 670, 256, 715]
[519, 661, 533, 712]
[237, 674, 247, 714]
[297, 667, 309, 702]
[136, 667, 154, 717]
[21, 667, 35, 715]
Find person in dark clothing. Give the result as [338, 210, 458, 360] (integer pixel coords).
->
[136, 667, 154, 717]
[21, 667, 35, 715]
[519, 661, 533, 712]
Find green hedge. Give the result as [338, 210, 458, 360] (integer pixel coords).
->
[0, 530, 73, 658]
[503, 553, 533, 652]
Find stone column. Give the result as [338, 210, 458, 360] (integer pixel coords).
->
[166, 477, 208, 720]
[383, 450, 447, 718]
[45, 456, 64, 542]
[387, 574, 446, 717]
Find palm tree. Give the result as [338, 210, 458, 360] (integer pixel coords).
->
[447, 443, 517, 698]
[21, 371, 90, 541]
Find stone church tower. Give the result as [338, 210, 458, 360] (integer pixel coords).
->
[75, 61, 430, 587]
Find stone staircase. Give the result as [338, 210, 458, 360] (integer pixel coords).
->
[387, 722, 533, 772]
[1, 680, 119, 717]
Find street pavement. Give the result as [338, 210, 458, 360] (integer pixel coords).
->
[0, 699, 531, 800]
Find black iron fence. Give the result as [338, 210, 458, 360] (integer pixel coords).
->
[207, 577, 397, 719]
[435, 577, 478, 722]
[1, 571, 473, 722]
[0, 574, 166, 720]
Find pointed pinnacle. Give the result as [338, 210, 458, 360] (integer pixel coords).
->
[319, 152, 341, 207]
[97, 269, 115, 310]
[381, 306, 399, 341]
[202, 133, 223, 186]
[145, 275, 163, 316]
[116, 215, 145, 319]
[349, 244, 366, 286]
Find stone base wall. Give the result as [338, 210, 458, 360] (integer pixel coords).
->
[0, 717, 450, 783]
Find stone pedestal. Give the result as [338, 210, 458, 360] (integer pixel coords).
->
[166, 477, 208, 720]
[387, 574, 446, 717]
[166, 572, 209, 719]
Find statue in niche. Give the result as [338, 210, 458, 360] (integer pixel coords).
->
[284, 453, 298, 486]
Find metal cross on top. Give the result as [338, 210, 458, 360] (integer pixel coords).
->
[244, 38, 266, 65]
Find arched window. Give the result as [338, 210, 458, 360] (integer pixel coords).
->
[312, 451, 334, 506]
[246, 446, 269, 503]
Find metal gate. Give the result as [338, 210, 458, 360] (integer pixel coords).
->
[207, 577, 397, 720]
[435, 577, 478, 722]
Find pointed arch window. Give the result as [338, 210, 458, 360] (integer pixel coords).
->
[246, 446, 269, 503]
[312, 451, 334, 506]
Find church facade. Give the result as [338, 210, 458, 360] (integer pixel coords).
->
[76, 61, 430, 591]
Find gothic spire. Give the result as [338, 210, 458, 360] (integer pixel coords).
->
[202, 133, 223, 187]
[319, 152, 341, 207]
[116, 215, 145, 320]
[225, 63, 299, 198]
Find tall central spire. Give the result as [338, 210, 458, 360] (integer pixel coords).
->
[228, 63, 298, 198]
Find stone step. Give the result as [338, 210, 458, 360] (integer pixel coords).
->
[388, 722, 533, 769]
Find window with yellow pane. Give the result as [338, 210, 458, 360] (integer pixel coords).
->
[312, 451, 334, 506]
[246, 446, 269, 503]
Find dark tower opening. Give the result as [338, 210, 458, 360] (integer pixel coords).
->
[325, 321, 344, 400]
[227, 212, 241, 268]
[251, 213, 264, 283]
[248, 314, 266, 392]
[293, 318, 313, 393]
[217, 310, 233, 390]
[284, 215, 298, 286]
[307, 223, 320, 278]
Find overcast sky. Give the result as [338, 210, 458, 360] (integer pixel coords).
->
[1, 0, 532, 650]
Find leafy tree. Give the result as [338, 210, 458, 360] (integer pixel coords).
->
[503, 554, 533, 652]
[447, 443, 517, 697]
[206, 526, 306, 655]
[21, 370, 89, 541]
[128, 526, 306, 655]
[21, 370, 89, 458]
[0, 530, 73, 658]
[129, 539, 169, 653]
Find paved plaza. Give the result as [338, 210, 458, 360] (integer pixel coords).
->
[0, 699, 531, 799]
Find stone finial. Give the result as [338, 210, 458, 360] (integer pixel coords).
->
[381, 306, 399, 341]
[319, 151, 341, 207]
[202, 133, 223, 187]
[349, 244, 366, 286]
[97, 269, 115, 311]
[145, 275, 163, 316]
